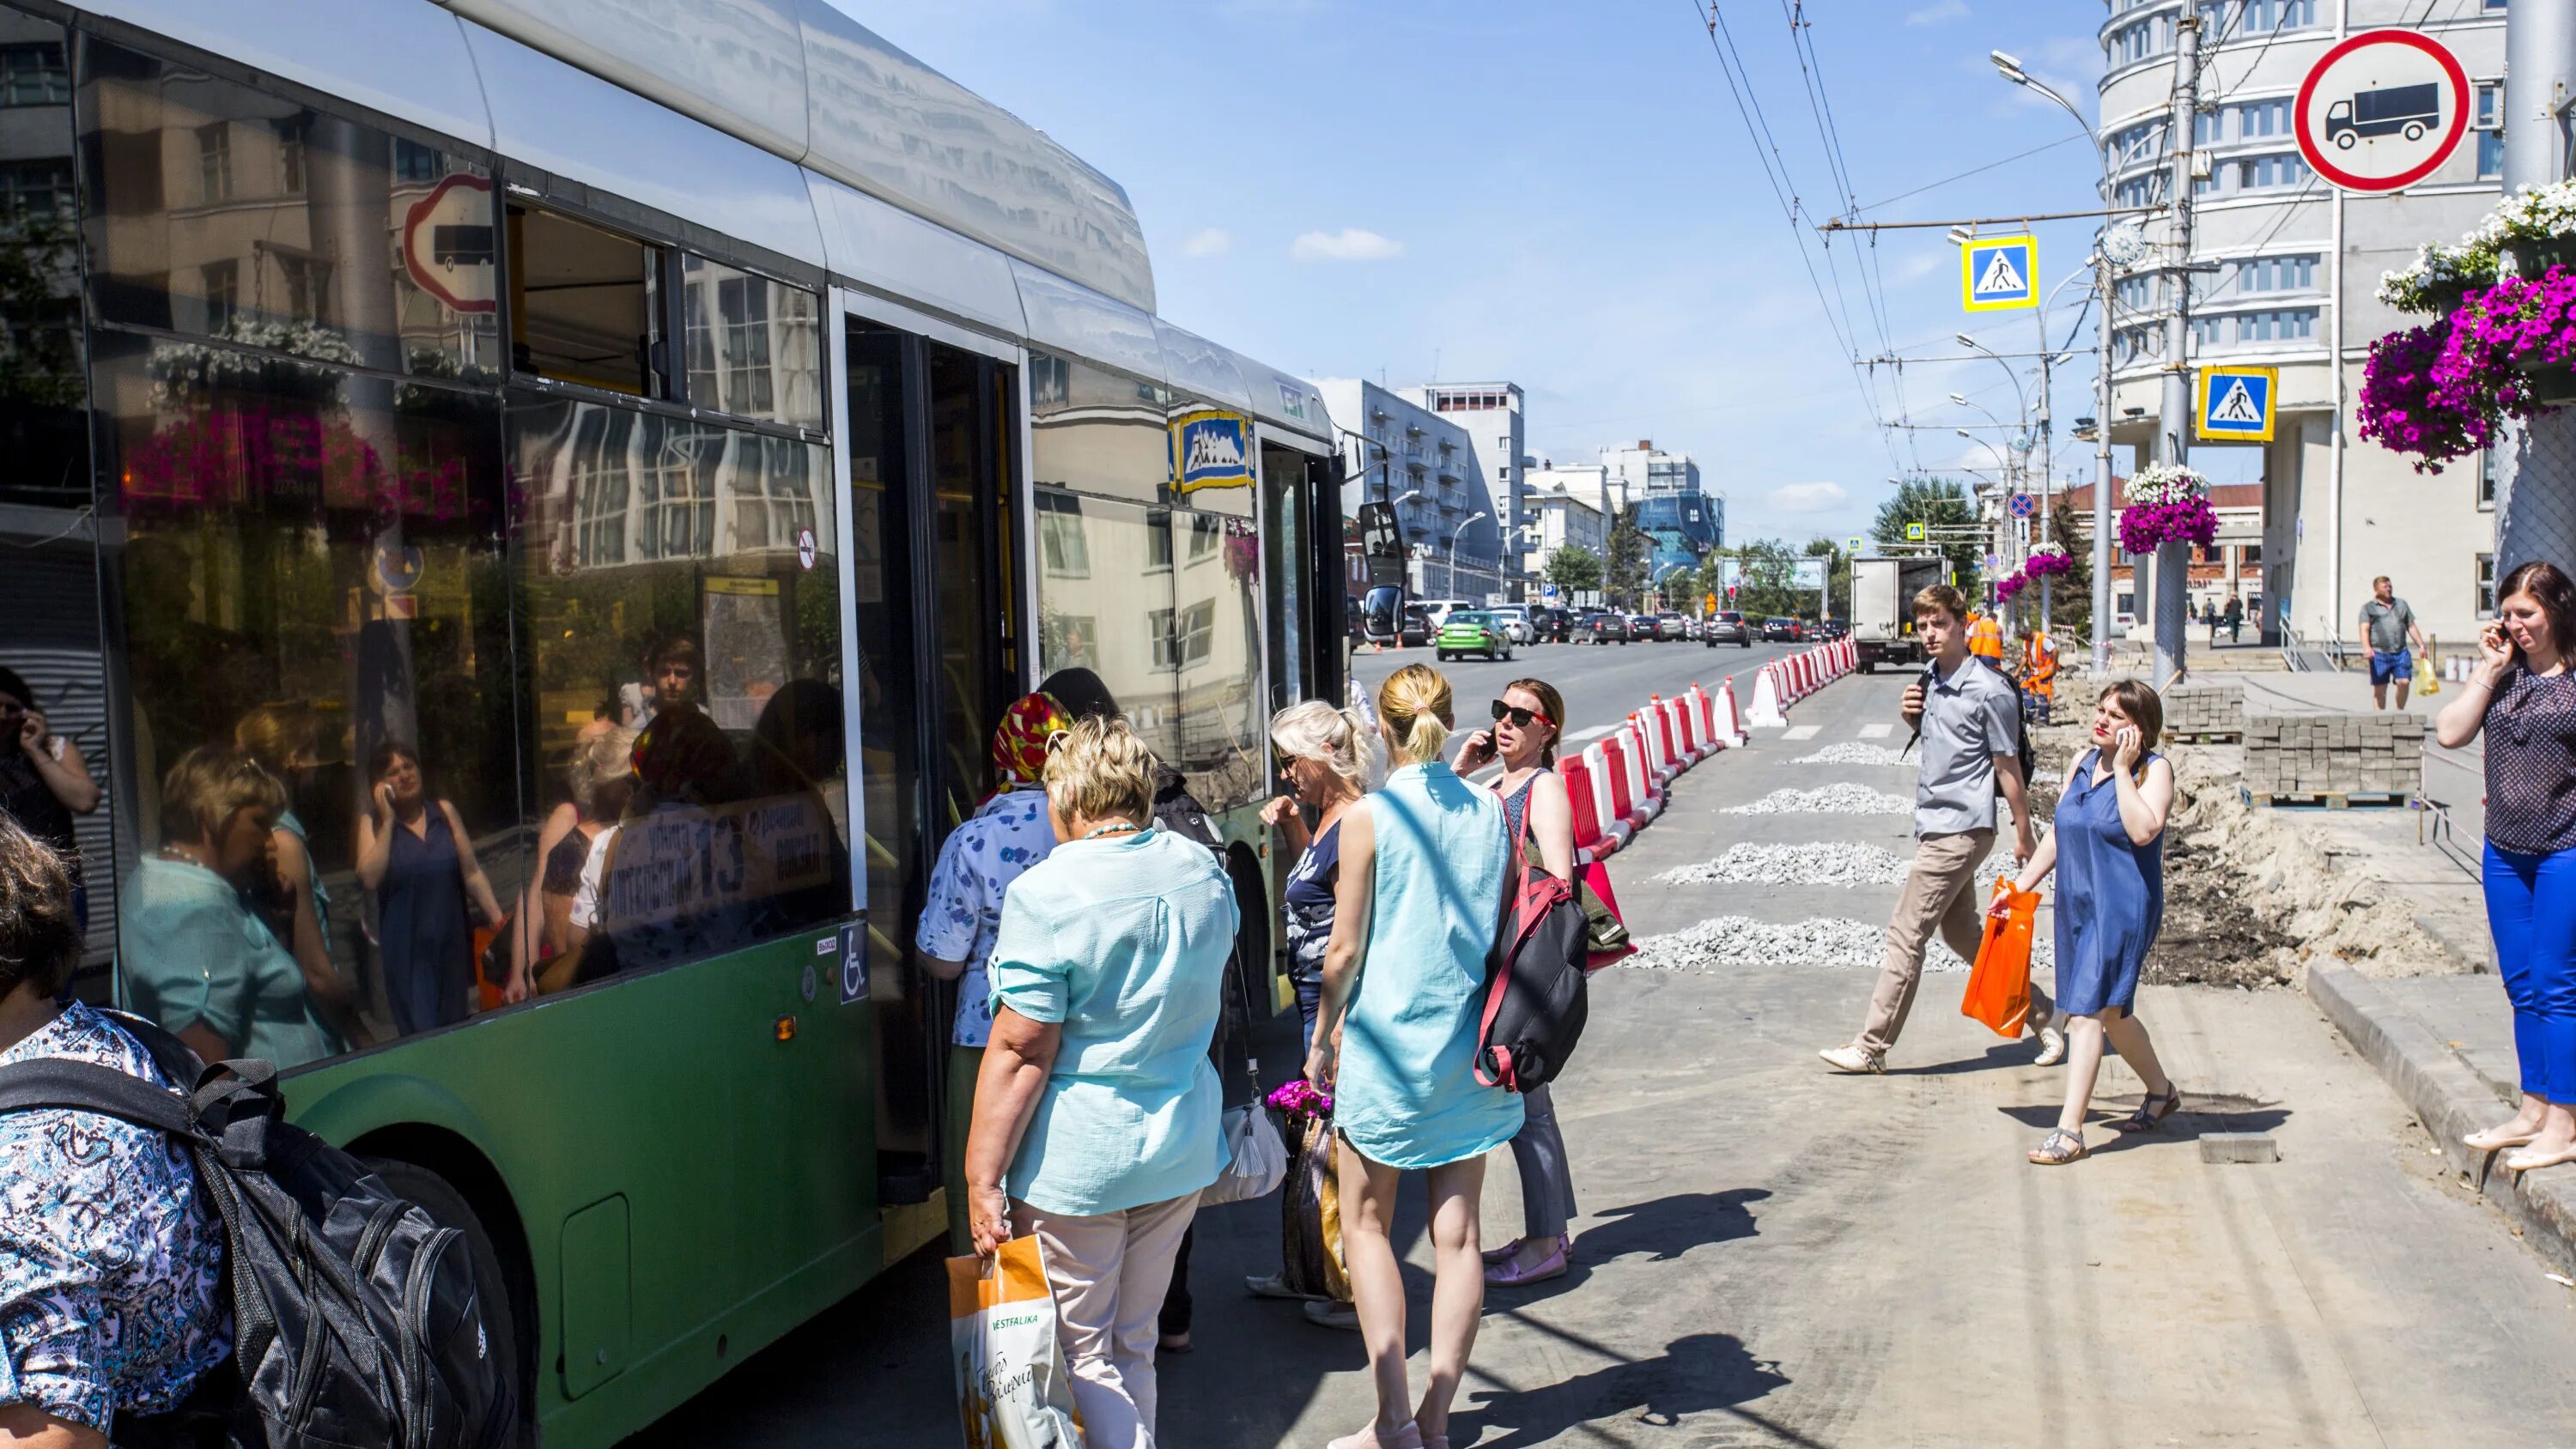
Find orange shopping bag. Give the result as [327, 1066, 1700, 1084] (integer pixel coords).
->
[1962, 878, 2038, 1038]
[949, 1236, 1086, 1448]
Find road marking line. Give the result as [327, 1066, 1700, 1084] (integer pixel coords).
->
[1562, 724, 1615, 743]
[1783, 725, 1820, 740]
[1859, 723, 1893, 739]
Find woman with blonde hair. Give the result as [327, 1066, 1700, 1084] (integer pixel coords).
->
[965, 715, 1235, 1448]
[534, 725, 639, 995]
[1308, 663, 1520, 1449]
[2004, 678, 2179, 1165]
[121, 745, 340, 1068]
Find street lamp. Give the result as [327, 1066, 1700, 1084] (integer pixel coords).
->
[1448, 510, 1485, 599]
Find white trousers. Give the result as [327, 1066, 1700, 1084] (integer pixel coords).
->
[1010, 1191, 1201, 1449]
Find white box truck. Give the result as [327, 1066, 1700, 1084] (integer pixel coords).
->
[1851, 556, 1944, 673]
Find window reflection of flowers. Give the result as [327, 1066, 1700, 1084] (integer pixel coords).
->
[147, 317, 360, 410]
[1223, 518, 1259, 583]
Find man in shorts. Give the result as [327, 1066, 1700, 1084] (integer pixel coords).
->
[2357, 576, 2428, 710]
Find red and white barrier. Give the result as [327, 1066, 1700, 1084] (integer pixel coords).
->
[1745, 664, 1789, 727]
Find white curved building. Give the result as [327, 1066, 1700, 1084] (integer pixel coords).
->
[2099, 0, 2506, 649]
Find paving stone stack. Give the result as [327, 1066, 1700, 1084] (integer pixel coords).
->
[2241, 712, 2423, 801]
[2164, 682, 2246, 741]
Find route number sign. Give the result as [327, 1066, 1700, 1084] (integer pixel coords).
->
[2294, 30, 2469, 194]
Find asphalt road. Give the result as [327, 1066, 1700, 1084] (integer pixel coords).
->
[1347, 634, 1804, 737]
[626, 659, 2576, 1447]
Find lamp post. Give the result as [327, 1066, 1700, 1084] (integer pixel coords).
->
[1995, 49, 2119, 673]
[1448, 510, 1486, 601]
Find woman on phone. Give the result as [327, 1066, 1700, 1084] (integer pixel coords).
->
[2004, 680, 2180, 1166]
[1457, 678, 1580, 1286]
[356, 741, 507, 1037]
[2437, 561, 2576, 1170]
[0, 665, 99, 929]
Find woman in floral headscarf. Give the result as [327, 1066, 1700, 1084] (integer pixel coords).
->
[919, 689, 1074, 1251]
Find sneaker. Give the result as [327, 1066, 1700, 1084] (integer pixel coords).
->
[1244, 1273, 1318, 1301]
[1303, 1299, 1361, 1330]
[2032, 1022, 2068, 1067]
[1818, 1044, 1884, 1075]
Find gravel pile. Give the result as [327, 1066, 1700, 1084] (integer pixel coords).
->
[1631, 914, 2055, 974]
[1724, 784, 1913, 815]
[1655, 842, 1912, 887]
[1791, 743, 1910, 767]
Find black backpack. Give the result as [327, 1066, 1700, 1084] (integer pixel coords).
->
[1473, 804, 1590, 1093]
[0, 1013, 513, 1449]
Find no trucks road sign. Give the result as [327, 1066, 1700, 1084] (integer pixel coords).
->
[2294, 30, 2469, 194]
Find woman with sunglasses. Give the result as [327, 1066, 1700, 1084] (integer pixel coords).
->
[1457, 678, 1578, 1286]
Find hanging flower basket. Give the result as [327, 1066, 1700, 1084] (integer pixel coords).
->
[2118, 464, 2217, 555]
[2357, 320, 2500, 473]
[2378, 240, 2498, 318]
[1995, 573, 2026, 604]
[2023, 545, 2073, 579]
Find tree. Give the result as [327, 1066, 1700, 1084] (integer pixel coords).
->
[1545, 544, 1603, 594]
[2042, 497, 2094, 643]
[1871, 476, 1982, 589]
[1806, 536, 1852, 621]
[1733, 537, 1803, 620]
[1605, 506, 1649, 609]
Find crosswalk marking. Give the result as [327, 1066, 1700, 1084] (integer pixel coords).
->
[1783, 724, 1820, 741]
[1858, 723, 1893, 739]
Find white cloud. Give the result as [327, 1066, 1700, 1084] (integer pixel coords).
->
[1771, 482, 1850, 513]
[1181, 227, 1232, 258]
[1905, 0, 1967, 23]
[1894, 252, 1941, 283]
[1291, 227, 1406, 263]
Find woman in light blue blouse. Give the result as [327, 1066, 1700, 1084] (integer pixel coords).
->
[963, 715, 1234, 1449]
[1306, 663, 1520, 1449]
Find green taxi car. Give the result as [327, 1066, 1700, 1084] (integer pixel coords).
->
[1436, 609, 1515, 663]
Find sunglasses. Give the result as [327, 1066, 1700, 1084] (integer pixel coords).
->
[1490, 700, 1556, 731]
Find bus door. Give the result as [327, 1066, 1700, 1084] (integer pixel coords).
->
[837, 304, 1020, 1260]
[1259, 434, 1342, 715]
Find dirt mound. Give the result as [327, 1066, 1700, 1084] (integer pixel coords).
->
[2028, 724, 2447, 989]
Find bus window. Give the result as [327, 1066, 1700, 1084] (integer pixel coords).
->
[507, 205, 660, 397]
[927, 342, 1017, 831]
[1170, 507, 1262, 809]
[79, 40, 501, 384]
[94, 325, 513, 1065]
[679, 254, 823, 429]
[507, 396, 846, 985]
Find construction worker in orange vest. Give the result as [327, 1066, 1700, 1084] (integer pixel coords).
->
[2020, 627, 2059, 724]
[1967, 609, 2005, 664]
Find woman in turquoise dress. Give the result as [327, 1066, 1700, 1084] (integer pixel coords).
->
[1306, 663, 1519, 1449]
[2003, 679, 2181, 1166]
[119, 745, 338, 1070]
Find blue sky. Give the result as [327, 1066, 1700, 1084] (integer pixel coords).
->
[872, 0, 2166, 547]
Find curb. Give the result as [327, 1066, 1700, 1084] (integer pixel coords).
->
[2307, 964, 2576, 1276]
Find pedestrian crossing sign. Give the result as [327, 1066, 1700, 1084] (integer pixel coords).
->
[1904, 521, 1926, 542]
[1961, 235, 2038, 312]
[2196, 364, 2277, 442]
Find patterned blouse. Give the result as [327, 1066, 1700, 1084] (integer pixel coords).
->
[2485, 666, 2576, 855]
[1282, 820, 1342, 987]
[915, 787, 1056, 1047]
[0, 1002, 228, 1431]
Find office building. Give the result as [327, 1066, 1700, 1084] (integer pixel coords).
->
[1408, 383, 1530, 595]
[1313, 377, 1505, 600]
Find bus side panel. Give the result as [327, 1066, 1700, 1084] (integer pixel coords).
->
[284, 928, 879, 1447]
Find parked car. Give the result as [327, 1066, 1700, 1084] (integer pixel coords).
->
[1761, 616, 1802, 642]
[1436, 609, 1514, 662]
[1576, 611, 1631, 645]
[1653, 612, 1690, 641]
[1489, 603, 1534, 645]
[1704, 609, 1753, 647]
[1400, 603, 1433, 648]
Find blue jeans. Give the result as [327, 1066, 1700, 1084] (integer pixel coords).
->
[2482, 842, 2576, 1103]
[2369, 649, 2413, 684]
[1294, 972, 1321, 1056]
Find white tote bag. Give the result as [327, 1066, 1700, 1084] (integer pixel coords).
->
[1199, 1077, 1288, 1206]
[949, 1237, 1085, 1448]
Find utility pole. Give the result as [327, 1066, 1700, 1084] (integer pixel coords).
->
[2152, 9, 2200, 685]
[2093, 261, 2115, 675]
[2496, 0, 2576, 579]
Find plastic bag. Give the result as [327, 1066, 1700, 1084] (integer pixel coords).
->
[1200, 1097, 1288, 1206]
[1278, 1114, 1351, 1302]
[1963, 879, 2038, 1038]
[948, 1236, 1086, 1449]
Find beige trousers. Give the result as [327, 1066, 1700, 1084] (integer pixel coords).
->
[1857, 828, 2054, 1057]
[1010, 1190, 1201, 1449]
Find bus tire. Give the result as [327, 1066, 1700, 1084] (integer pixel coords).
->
[361, 1155, 534, 1447]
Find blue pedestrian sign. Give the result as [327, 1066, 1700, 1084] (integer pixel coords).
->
[2196, 364, 2277, 442]
[1960, 235, 2038, 312]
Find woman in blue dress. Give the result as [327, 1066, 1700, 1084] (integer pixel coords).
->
[357, 741, 506, 1038]
[1306, 663, 1519, 1449]
[2002, 678, 2181, 1166]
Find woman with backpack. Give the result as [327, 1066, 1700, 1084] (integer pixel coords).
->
[1305, 663, 1521, 1449]
[0, 815, 229, 1444]
[1456, 677, 1579, 1288]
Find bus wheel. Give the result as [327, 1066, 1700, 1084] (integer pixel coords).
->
[363, 1155, 533, 1446]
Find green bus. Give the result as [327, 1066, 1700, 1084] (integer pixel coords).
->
[0, 1, 1347, 1441]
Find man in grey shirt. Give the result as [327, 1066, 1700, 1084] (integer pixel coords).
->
[1822, 584, 2057, 1074]
[2357, 575, 2428, 710]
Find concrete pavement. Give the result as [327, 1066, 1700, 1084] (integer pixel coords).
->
[626, 657, 2576, 1447]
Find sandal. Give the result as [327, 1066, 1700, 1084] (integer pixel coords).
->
[2027, 1128, 2087, 1166]
[2116, 1086, 2183, 1134]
